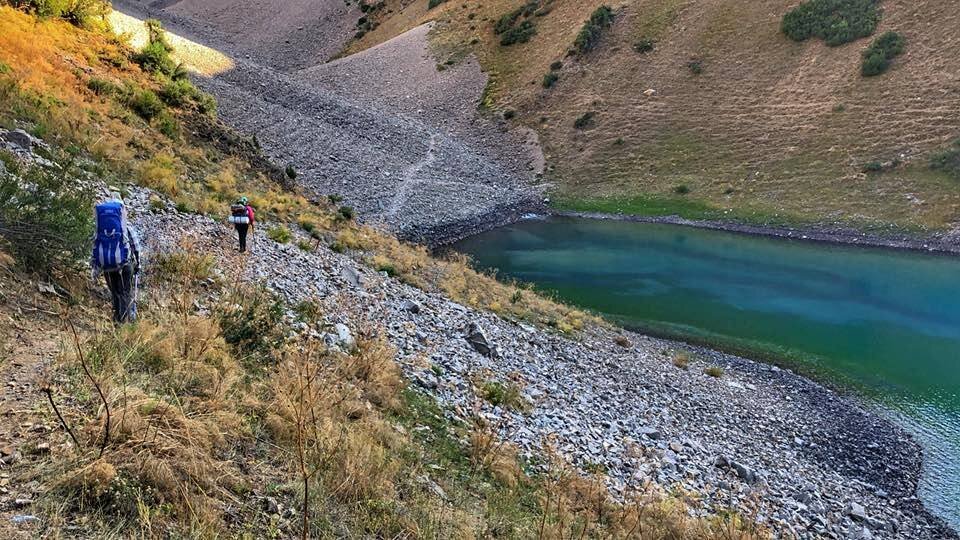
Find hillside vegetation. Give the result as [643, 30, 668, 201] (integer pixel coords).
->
[350, 0, 960, 232]
[0, 5, 765, 537]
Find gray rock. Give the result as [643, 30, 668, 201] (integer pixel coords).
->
[847, 501, 868, 522]
[2, 129, 34, 151]
[340, 265, 361, 288]
[402, 299, 421, 314]
[465, 322, 498, 358]
[334, 323, 355, 351]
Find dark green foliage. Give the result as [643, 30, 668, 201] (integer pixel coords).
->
[155, 112, 179, 139]
[128, 89, 164, 120]
[861, 31, 905, 76]
[503, 109, 516, 120]
[158, 78, 216, 117]
[158, 78, 194, 107]
[86, 77, 118, 96]
[285, 164, 297, 180]
[549, 60, 563, 71]
[687, 60, 703, 75]
[375, 260, 397, 277]
[929, 139, 960, 179]
[862, 161, 883, 172]
[574, 6, 614, 54]
[781, 0, 880, 46]
[673, 184, 690, 194]
[218, 286, 285, 364]
[494, 0, 542, 46]
[500, 20, 536, 46]
[0, 164, 94, 275]
[542, 72, 559, 88]
[337, 206, 355, 220]
[428, 0, 446, 8]
[194, 92, 217, 117]
[133, 19, 176, 76]
[328, 193, 344, 204]
[633, 39, 655, 53]
[10, 0, 110, 28]
[573, 111, 595, 130]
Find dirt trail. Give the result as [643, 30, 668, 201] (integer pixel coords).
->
[0, 304, 66, 538]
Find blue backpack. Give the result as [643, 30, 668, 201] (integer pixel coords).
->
[93, 201, 130, 271]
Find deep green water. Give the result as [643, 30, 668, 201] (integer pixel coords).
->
[452, 216, 960, 528]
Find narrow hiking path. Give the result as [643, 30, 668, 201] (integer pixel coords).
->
[0, 294, 69, 539]
[384, 133, 440, 220]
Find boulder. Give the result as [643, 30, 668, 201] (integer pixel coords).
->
[465, 322, 498, 358]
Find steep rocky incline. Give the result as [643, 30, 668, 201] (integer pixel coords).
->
[111, 0, 542, 244]
[127, 189, 956, 540]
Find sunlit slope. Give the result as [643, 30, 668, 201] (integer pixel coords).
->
[352, 0, 960, 230]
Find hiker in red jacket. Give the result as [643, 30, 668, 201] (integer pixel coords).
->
[229, 196, 255, 252]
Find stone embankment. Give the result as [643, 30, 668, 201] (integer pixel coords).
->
[127, 190, 957, 540]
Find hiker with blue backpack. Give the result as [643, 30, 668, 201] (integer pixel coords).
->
[91, 190, 142, 324]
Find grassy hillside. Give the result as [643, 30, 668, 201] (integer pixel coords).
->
[350, 0, 960, 232]
[0, 5, 765, 537]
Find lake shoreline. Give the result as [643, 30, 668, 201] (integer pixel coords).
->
[552, 210, 960, 256]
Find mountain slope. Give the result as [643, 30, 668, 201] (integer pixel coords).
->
[112, 0, 543, 244]
[352, 0, 960, 231]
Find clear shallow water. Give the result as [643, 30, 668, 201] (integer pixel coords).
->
[452, 216, 960, 528]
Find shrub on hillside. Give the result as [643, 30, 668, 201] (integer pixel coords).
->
[158, 78, 194, 107]
[0, 165, 93, 275]
[861, 31, 905, 76]
[781, 0, 880, 46]
[11, 0, 110, 28]
[929, 139, 960, 179]
[427, 0, 446, 9]
[542, 71, 559, 88]
[634, 39, 655, 53]
[128, 89, 165, 120]
[133, 19, 176, 76]
[574, 6, 614, 54]
[86, 77, 119, 96]
[494, 0, 543, 46]
[267, 225, 292, 243]
[500, 20, 536, 46]
[573, 111, 595, 130]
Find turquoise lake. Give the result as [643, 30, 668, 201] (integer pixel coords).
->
[452, 216, 960, 529]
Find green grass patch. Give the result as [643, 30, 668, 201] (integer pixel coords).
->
[552, 194, 720, 219]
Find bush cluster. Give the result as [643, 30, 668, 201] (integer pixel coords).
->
[0, 164, 93, 275]
[494, 0, 543, 46]
[861, 31, 905, 76]
[574, 6, 614, 54]
[542, 71, 559, 88]
[929, 139, 960, 179]
[573, 111, 595, 130]
[781, 0, 880, 46]
[7, 0, 110, 28]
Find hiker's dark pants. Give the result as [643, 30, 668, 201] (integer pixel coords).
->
[235, 223, 249, 252]
[104, 264, 136, 323]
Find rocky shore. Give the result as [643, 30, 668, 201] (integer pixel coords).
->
[128, 191, 957, 540]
